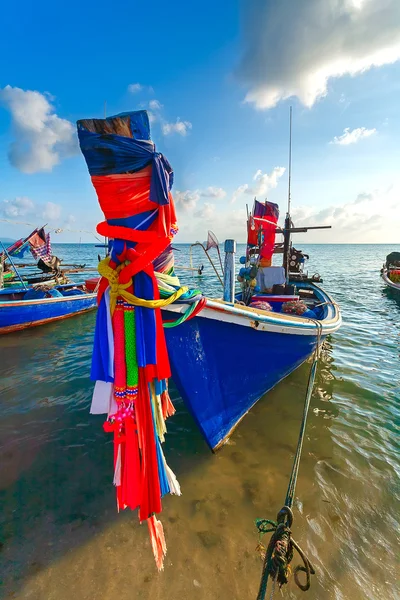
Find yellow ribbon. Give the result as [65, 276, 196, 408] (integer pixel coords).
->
[98, 257, 188, 314]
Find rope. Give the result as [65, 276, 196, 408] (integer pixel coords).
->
[98, 257, 188, 314]
[256, 321, 322, 599]
[163, 297, 207, 328]
[162, 302, 198, 328]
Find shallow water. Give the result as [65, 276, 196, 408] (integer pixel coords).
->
[0, 243, 399, 600]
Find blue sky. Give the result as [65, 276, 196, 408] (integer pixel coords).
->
[1, 0, 399, 243]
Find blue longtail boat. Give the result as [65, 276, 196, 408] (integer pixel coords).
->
[162, 282, 340, 450]
[161, 110, 341, 450]
[0, 284, 97, 334]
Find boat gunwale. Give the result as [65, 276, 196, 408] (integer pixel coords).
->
[382, 268, 400, 291]
[0, 306, 96, 334]
[0, 292, 97, 307]
[164, 283, 341, 336]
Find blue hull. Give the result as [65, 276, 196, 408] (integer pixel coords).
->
[0, 294, 97, 334]
[164, 311, 322, 450]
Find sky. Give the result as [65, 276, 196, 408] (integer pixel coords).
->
[0, 0, 400, 244]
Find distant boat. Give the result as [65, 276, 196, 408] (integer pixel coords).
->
[2, 271, 61, 288]
[382, 252, 400, 293]
[0, 284, 97, 334]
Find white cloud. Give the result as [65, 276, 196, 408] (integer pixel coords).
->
[162, 118, 192, 136]
[0, 196, 69, 226]
[248, 167, 286, 195]
[0, 85, 77, 173]
[231, 184, 249, 204]
[331, 126, 377, 145]
[0, 197, 35, 218]
[176, 206, 249, 243]
[128, 83, 154, 94]
[194, 203, 216, 221]
[140, 99, 192, 136]
[149, 99, 163, 111]
[237, 0, 400, 108]
[290, 185, 400, 242]
[174, 190, 201, 211]
[231, 166, 285, 203]
[42, 201, 62, 221]
[176, 184, 400, 243]
[200, 187, 226, 199]
[174, 186, 226, 211]
[128, 83, 144, 94]
[64, 214, 76, 227]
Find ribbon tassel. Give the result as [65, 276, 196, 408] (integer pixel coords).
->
[147, 515, 167, 571]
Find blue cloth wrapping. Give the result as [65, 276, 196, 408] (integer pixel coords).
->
[77, 128, 173, 205]
[134, 271, 157, 368]
[91, 295, 114, 383]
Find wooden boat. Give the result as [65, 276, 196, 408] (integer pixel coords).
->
[2, 272, 61, 288]
[0, 283, 97, 334]
[162, 278, 340, 450]
[161, 111, 341, 450]
[382, 252, 400, 293]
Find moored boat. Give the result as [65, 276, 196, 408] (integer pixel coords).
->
[162, 242, 341, 450]
[162, 109, 341, 450]
[381, 252, 400, 293]
[0, 283, 97, 334]
[1, 272, 63, 288]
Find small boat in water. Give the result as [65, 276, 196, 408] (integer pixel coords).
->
[0, 283, 97, 334]
[0, 226, 71, 289]
[162, 111, 341, 449]
[381, 252, 400, 293]
[1, 271, 63, 288]
[162, 230, 341, 450]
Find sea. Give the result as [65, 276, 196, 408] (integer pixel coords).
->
[0, 243, 399, 600]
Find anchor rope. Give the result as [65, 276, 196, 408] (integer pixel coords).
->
[256, 321, 322, 599]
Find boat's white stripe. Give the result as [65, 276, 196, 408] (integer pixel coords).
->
[0, 293, 97, 308]
[164, 298, 341, 336]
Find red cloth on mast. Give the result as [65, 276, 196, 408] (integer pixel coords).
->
[247, 200, 279, 260]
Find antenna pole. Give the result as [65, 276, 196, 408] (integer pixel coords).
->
[287, 105, 292, 216]
[104, 101, 107, 119]
[283, 106, 293, 279]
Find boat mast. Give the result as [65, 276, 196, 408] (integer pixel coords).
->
[283, 106, 293, 278]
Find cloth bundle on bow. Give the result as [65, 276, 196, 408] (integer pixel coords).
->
[77, 110, 184, 570]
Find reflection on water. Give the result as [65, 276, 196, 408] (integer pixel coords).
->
[0, 244, 399, 599]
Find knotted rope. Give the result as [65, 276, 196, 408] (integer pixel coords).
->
[256, 507, 315, 599]
[98, 256, 189, 314]
[255, 322, 322, 599]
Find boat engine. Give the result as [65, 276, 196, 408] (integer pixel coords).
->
[288, 247, 309, 273]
